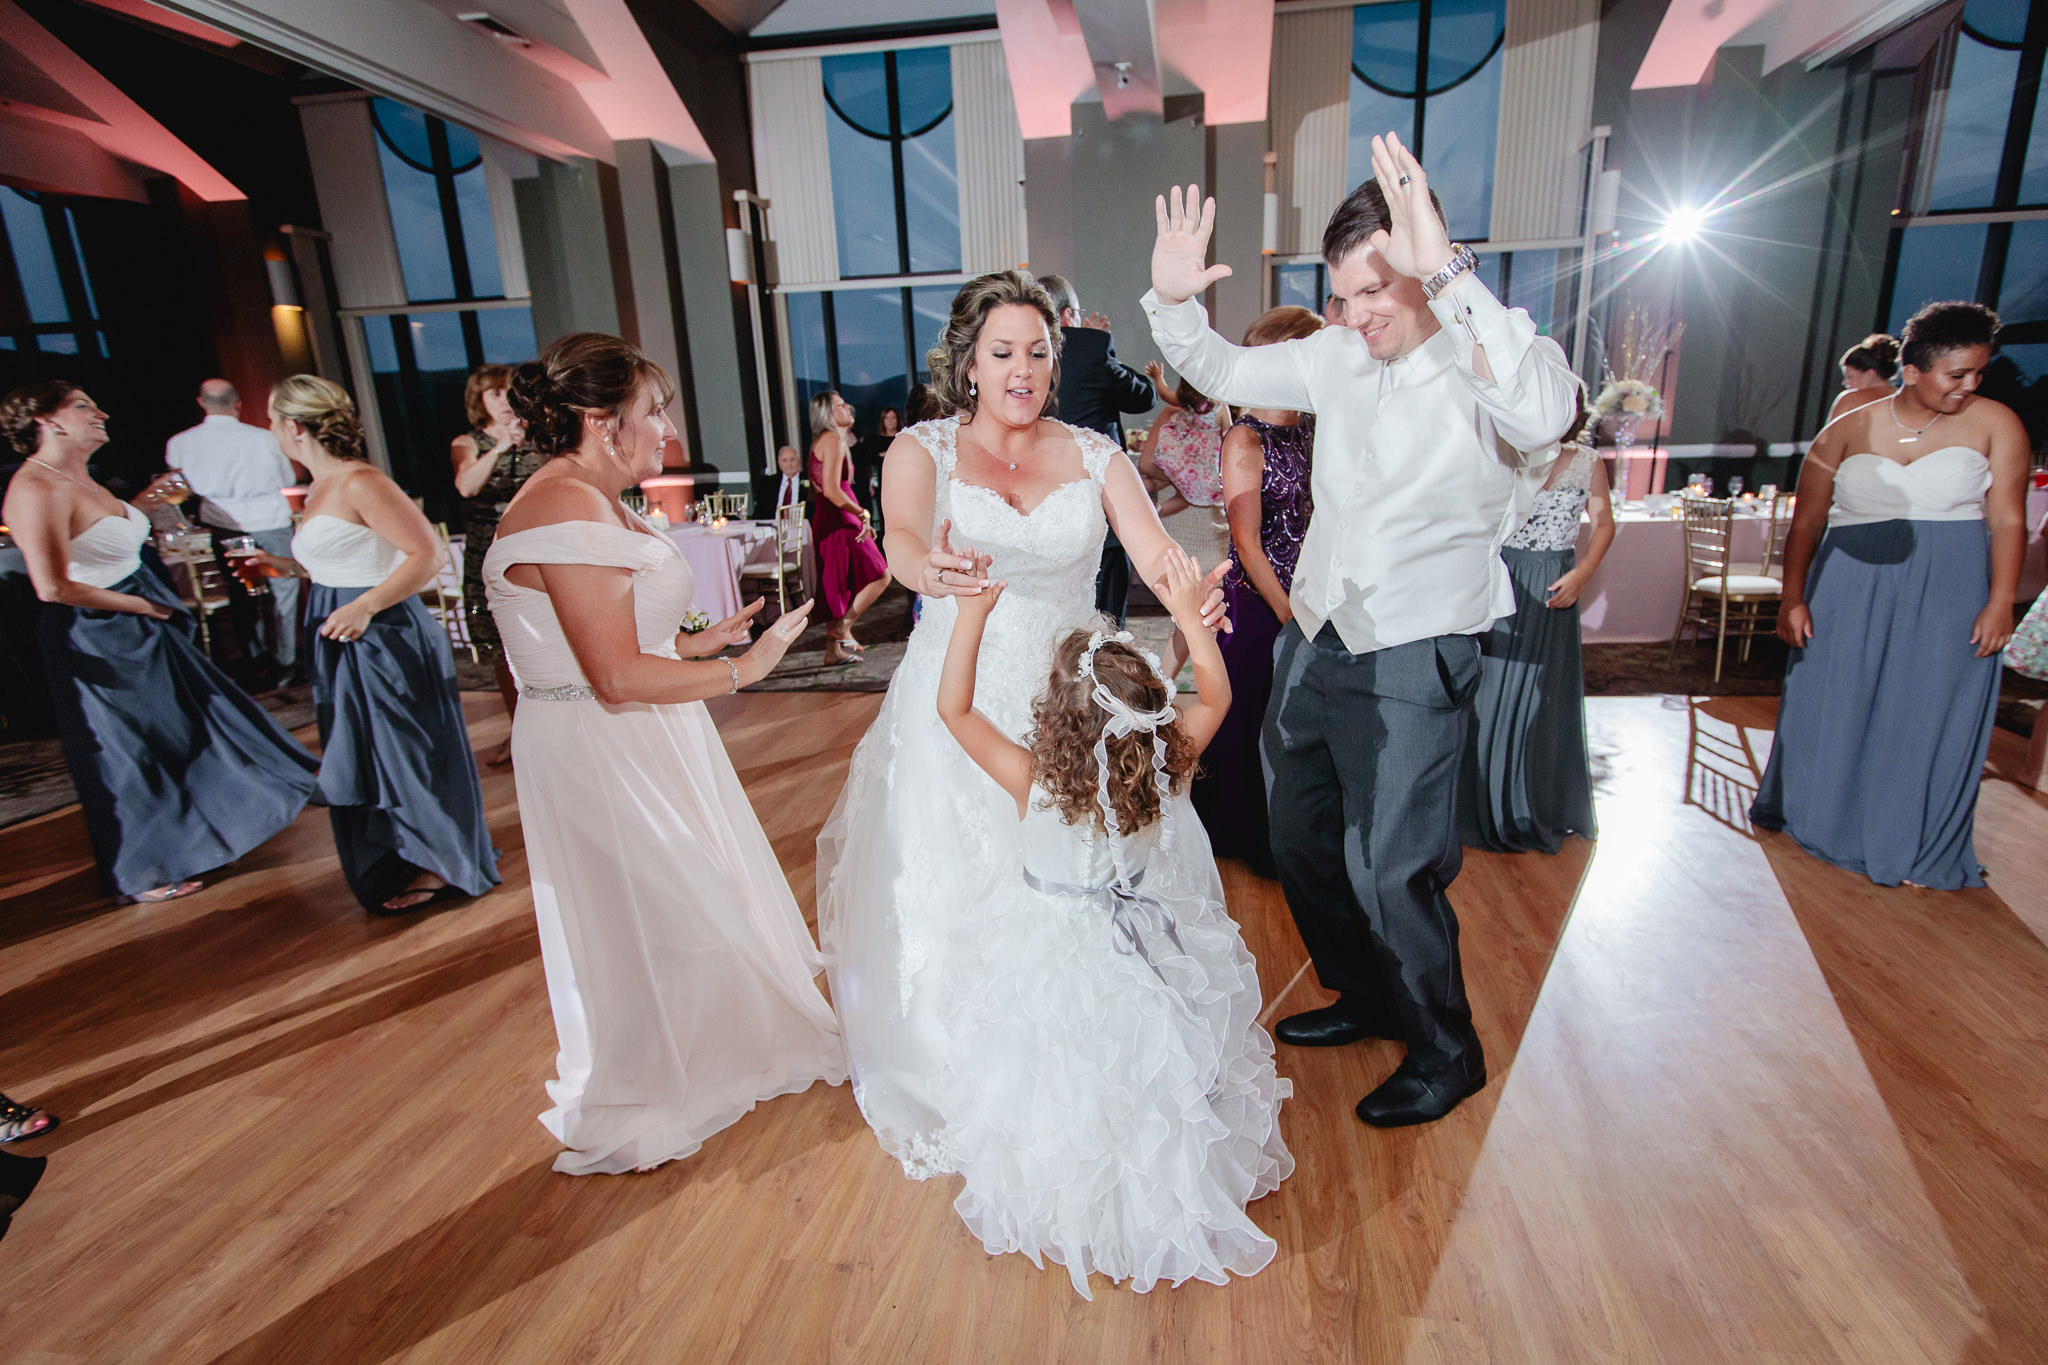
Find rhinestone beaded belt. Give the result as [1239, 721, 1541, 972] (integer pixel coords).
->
[520, 682, 596, 702]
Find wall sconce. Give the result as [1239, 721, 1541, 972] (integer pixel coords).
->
[266, 257, 302, 311]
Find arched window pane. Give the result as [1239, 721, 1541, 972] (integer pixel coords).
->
[0, 190, 69, 325]
[1962, 0, 2028, 45]
[1353, 2, 1421, 95]
[453, 165, 502, 297]
[372, 100, 435, 168]
[1425, 0, 1504, 90]
[894, 46, 953, 131]
[1926, 31, 2020, 210]
[2020, 75, 2048, 204]
[827, 111, 902, 277]
[1886, 223, 1989, 332]
[1425, 44, 1502, 237]
[376, 137, 456, 300]
[903, 117, 961, 274]
[1347, 76, 1414, 194]
[823, 53, 891, 136]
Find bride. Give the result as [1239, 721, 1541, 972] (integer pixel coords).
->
[817, 271, 1284, 1291]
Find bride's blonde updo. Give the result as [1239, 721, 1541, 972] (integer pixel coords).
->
[925, 270, 1063, 418]
[270, 374, 368, 461]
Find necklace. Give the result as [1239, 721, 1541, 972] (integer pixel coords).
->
[963, 422, 1023, 471]
[1888, 392, 1942, 444]
[28, 456, 95, 488]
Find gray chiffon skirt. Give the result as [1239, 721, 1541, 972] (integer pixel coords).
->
[1750, 519, 1999, 889]
[307, 584, 499, 910]
[39, 567, 319, 897]
[1459, 546, 1596, 854]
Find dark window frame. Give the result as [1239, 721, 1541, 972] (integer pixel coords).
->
[822, 49, 958, 279]
[0, 188, 109, 374]
[1350, 0, 1505, 165]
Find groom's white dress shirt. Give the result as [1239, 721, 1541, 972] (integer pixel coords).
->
[1144, 277, 1579, 654]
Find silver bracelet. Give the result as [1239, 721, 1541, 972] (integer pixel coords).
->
[1421, 243, 1479, 301]
[722, 656, 739, 694]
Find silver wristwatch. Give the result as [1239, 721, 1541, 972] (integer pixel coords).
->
[1421, 244, 1478, 301]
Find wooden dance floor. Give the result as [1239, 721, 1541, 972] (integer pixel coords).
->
[1, 693, 2045, 1363]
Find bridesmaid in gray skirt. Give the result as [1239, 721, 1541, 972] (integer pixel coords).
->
[1460, 424, 1614, 853]
[1752, 302, 2029, 888]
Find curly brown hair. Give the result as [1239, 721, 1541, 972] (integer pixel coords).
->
[926, 270, 1062, 418]
[269, 374, 368, 462]
[1028, 628, 1198, 835]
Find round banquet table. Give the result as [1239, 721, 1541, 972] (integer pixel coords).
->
[1571, 487, 2048, 644]
[663, 524, 746, 621]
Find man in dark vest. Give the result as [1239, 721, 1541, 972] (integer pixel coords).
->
[1037, 273, 1157, 625]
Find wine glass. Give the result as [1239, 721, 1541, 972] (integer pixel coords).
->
[1729, 475, 1745, 498]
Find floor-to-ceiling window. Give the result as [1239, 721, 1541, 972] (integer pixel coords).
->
[1882, 0, 2048, 442]
[352, 98, 535, 509]
[0, 187, 107, 388]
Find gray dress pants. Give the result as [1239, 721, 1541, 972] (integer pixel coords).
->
[1261, 621, 1484, 1076]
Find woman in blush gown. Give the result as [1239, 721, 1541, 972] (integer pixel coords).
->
[230, 375, 499, 914]
[1, 382, 317, 904]
[486, 333, 843, 1175]
[1753, 302, 2029, 889]
[817, 272, 1283, 1295]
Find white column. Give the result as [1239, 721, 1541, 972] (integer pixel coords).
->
[747, 56, 839, 286]
[1268, 6, 1352, 257]
[293, 92, 406, 310]
[952, 39, 1028, 275]
[1489, 0, 1602, 242]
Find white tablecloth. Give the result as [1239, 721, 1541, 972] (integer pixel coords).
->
[1573, 487, 2048, 644]
[664, 524, 747, 621]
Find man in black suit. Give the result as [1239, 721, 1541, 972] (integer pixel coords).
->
[1037, 273, 1157, 624]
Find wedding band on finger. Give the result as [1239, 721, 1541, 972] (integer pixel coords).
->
[1398, 174, 1411, 186]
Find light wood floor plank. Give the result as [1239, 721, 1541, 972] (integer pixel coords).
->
[0, 692, 2042, 1362]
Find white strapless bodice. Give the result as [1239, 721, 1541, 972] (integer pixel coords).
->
[1829, 447, 1990, 527]
[68, 505, 149, 588]
[291, 514, 401, 587]
[1020, 786, 1162, 891]
[482, 519, 690, 692]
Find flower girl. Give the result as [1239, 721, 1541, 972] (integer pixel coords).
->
[931, 547, 1293, 1298]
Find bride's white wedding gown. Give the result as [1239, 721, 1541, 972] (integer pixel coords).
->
[817, 417, 1292, 1294]
[486, 519, 845, 1175]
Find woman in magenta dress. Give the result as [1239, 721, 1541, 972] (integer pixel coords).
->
[809, 391, 889, 666]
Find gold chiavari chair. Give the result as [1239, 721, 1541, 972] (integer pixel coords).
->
[156, 529, 234, 654]
[419, 522, 478, 663]
[1667, 494, 1783, 682]
[738, 500, 808, 613]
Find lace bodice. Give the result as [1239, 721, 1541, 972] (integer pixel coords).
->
[482, 519, 691, 692]
[1504, 443, 1593, 552]
[68, 505, 148, 588]
[899, 416, 1119, 737]
[1829, 447, 1990, 527]
[292, 515, 401, 587]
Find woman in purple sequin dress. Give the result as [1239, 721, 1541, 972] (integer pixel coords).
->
[1193, 306, 1324, 876]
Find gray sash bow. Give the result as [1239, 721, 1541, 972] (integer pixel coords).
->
[1024, 867, 1187, 986]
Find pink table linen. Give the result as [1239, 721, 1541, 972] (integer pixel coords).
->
[664, 524, 746, 621]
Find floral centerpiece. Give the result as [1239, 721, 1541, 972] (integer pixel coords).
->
[1591, 377, 1665, 425]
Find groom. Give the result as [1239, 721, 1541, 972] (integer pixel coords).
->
[1142, 134, 1578, 1126]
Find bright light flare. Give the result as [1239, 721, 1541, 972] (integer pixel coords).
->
[1661, 206, 1707, 245]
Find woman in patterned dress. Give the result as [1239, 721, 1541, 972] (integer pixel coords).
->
[452, 364, 546, 765]
[2008, 590, 2048, 791]
[1459, 411, 1614, 854]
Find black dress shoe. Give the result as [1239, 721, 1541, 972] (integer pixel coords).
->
[1355, 1058, 1487, 1128]
[0, 1152, 48, 1243]
[1275, 1001, 1399, 1047]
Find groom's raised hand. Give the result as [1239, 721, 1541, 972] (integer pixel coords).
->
[1151, 185, 1233, 306]
[1366, 133, 1455, 281]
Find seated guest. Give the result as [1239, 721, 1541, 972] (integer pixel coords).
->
[768, 445, 804, 515]
[1753, 302, 2028, 888]
[164, 378, 301, 678]
[1460, 404, 1613, 853]
[1191, 305, 1322, 877]
[1139, 377, 1232, 677]
[2, 382, 318, 903]
[232, 376, 499, 914]
[1828, 333, 1899, 424]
